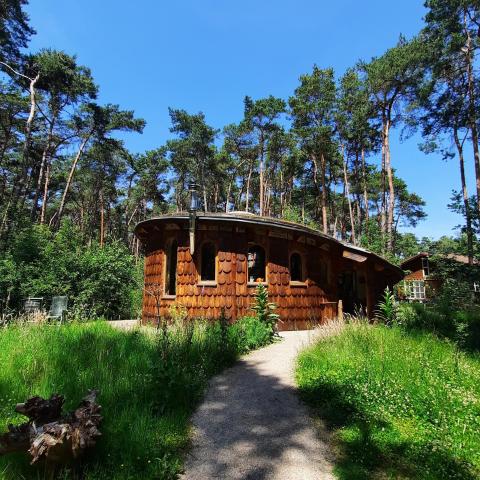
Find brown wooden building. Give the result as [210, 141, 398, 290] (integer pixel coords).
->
[134, 212, 403, 330]
[400, 252, 479, 301]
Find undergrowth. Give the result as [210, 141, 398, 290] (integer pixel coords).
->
[0, 317, 272, 479]
[296, 323, 480, 480]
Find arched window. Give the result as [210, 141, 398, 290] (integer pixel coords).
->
[290, 252, 303, 282]
[200, 242, 216, 281]
[165, 239, 178, 296]
[248, 245, 266, 283]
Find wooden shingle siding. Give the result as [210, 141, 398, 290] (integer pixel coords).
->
[138, 215, 403, 330]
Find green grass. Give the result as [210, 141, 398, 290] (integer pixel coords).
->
[296, 323, 480, 480]
[0, 318, 272, 479]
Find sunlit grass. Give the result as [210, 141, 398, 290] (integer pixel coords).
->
[0, 318, 271, 479]
[296, 323, 480, 480]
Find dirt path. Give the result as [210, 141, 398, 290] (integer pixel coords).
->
[182, 330, 336, 480]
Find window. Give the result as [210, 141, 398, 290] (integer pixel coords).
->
[248, 245, 266, 283]
[422, 257, 430, 277]
[290, 253, 304, 282]
[164, 239, 178, 296]
[200, 242, 216, 282]
[405, 280, 426, 300]
[319, 260, 329, 286]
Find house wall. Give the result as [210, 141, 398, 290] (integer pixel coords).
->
[140, 219, 395, 330]
[404, 269, 425, 281]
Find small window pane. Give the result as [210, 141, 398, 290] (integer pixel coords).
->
[422, 257, 430, 276]
[405, 280, 425, 300]
[290, 253, 303, 282]
[248, 245, 266, 282]
[201, 243, 216, 281]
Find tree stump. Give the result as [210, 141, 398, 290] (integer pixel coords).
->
[0, 390, 102, 465]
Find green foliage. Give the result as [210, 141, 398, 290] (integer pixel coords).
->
[251, 284, 279, 337]
[374, 287, 398, 326]
[0, 222, 138, 319]
[0, 0, 35, 63]
[296, 324, 480, 479]
[397, 299, 480, 352]
[0, 315, 273, 479]
[228, 316, 273, 353]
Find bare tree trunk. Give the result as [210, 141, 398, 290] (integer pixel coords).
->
[54, 134, 90, 227]
[99, 189, 105, 247]
[320, 153, 328, 234]
[361, 147, 369, 223]
[40, 160, 51, 224]
[245, 163, 253, 212]
[259, 135, 265, 216]
[0, 72, 39, 239]
[225, 181, 232, 212]
[463, 11, 480, 213]
[342, 146, 356, 245]
[380, 116, 387, 240]
[17, 73, 40, 201]
[31, 118, 56, 220]
[454, 127, 474, 264]
[384, 117, 395, 252]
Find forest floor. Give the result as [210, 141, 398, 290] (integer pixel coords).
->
[181, 329, 336, 480]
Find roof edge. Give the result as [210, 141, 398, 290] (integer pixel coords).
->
[134, 213, 403, 276]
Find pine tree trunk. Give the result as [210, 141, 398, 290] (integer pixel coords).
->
[54, 134, 90, 227]
[342, 146, 356, 244]
[361, 147, 369, 224]
[31, 117, 56, 220]
[1, 73, 40, 239]
[463, 10, 480, 213]
[14, 73, 40, 207]
[454, 127, 474, 264]
[99, 189, 105, 247]
[225, 181, 232, 212]
[40, 160, 51, 224]
[384, 117, 395, 252]
[320, 153, 328, 233]
[245, 163, 253, 212]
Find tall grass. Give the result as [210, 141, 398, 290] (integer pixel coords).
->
[0, 318, 272, 479]
[296, 323, 480, 480]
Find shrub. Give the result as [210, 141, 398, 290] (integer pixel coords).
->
[251, 284, 279, 337]
[0, 222, 138, 319]
[395, 302, 418, 328]
[228, 316, 273, 353]
[397, 300, 480, 352]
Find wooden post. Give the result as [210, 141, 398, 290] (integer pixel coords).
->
[338, 299, 343, 321]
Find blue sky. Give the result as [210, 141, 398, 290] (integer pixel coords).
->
[25, 0, 471, 239]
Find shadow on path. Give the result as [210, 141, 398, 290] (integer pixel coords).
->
[182, 331, 335, 480]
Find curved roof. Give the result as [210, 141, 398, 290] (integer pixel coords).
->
[135, 212, 403, 277]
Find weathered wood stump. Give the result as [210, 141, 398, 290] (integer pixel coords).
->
[0, 390, 102, 465]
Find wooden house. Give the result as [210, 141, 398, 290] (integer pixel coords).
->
[134, 212, 403, 330]
[400, 252, 479, 301]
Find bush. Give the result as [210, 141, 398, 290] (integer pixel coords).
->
[228, 316, 273, 353]
[0, 222, 138, 319]
[397, 300, 480, 352]
[296, 324, 480, 479]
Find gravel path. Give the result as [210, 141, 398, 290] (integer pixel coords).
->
[182, 330, 336, 480]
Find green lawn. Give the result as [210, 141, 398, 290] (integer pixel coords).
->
[296, 323, 480, 480]
[0, 318, 271, 479]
